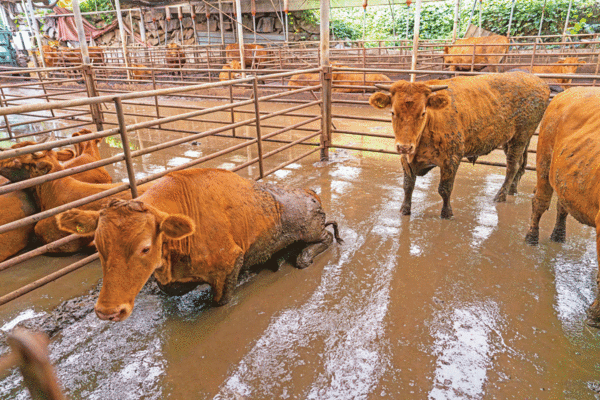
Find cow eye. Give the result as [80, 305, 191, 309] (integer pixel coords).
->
[421, 110, 427, 118]
[390, 111, 395, 117]
[141, 246, 151, 255]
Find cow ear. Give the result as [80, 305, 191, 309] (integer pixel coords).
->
[160, 214, 195, 240]
[56, 148, 76, 161]
[427, 92, 450, 110]
[56, 209, 100, 236]
[369, 92, 391, 109]
[443, 46, 449, 54]
[34, 160, 54, 175]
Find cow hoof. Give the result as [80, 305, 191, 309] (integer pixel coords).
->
[440, 208, 453, 219]
[508, 187, 518, 196]
[586, 306, 600, 329]
[550, 229, 566, 243]
[493, 193, 507, 203]
[400, 206, 411, 216]
[524, 232, 539, 246]
[295, 258, 312, 269]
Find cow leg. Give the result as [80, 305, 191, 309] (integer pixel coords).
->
[524, 167, 554, 246]
[438, 162, 459, 219]
[214, 252, 244, 306]
[509, 140, 530, 195]
[400, 158, 416, 216]
[550, 201, 569, 243]
[296, 230, 334, 269]
[586, 217, 600, 328]
[495, 140, 525, 202]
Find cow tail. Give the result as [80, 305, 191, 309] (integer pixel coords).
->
[325, 221, 344, 244]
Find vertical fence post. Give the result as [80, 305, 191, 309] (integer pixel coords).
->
[252, 78, 264, 180]
[82, 65, 104, 131]
[0, 93, 14, 139]
[561, 0, 573, 43]
[114, 98, 138, 199]
[452, 0, 460, 43]
[320, 0, 331, 161]
[114, 0, 132, 80]
[507, 0, 516, 38]
[150, 68, 161, 129]
[229, 79, 236, 137]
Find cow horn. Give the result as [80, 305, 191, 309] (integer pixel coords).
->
[374, 84, 392, 91]
[428, 85, 448, 92]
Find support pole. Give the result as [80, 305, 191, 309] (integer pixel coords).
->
[139, 9, 147, 46]
[114, 0, 131, 80]
[190, 4, 198, 48]
[114, 98, 139, 199]
[465, 0, 477, 37]
[178, 6, 184, 45]
[71, 0, 90, 64]
[537, 0, 547, 37]
[362, 0, 367, 41]
[507, 0, 516, 38]
[478, 0, 482, 36]
[410, 0, 422, 82]
[206, 5, 211, 47]
[388, 0, 396, 39]
[320, 0, 331, 161]
[284, 0, 289, 43]
[234, 0, 245, 76]
[25, 0, 46, 68]
[218, 0, 225, 45]
[452, 0, 460, 43]
[405, 3, 410, 40]
[562, 0, 573, 42]
[252, 0, 257, 43]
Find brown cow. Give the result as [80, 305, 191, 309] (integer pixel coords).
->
[225, 43, 268, 67]
[131, 64, 151, 81]
[219, 60, 243, 81]
[443, 35, 509, 72]
[0, 145, 75, 262]
[334, 72, 392, 93]
[56, 168, 342, 321]
[0, 145, 143, 253]
[64, 129, 112, 184]
[369, 71, 549, 218]
[165, 43, 186, 74]
[524, 87, 600, 325]
[520, 57, 586, 86]
[287, 70, 391, 92]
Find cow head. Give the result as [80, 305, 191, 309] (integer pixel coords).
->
[71, 129, 101, 158]
[56, 199, 196, 322]
[557, 57, 586, 73]
[0, 142, 73, 182]
[369, 81, 449, 158]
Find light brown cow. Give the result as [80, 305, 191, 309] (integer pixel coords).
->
[57, 168, 341, 321]
[443, 35, 509, 72]
[0, 145, 75, 262]
[219, 60, 242, 81]
[165, 43, 186, 73]
[520, 57, 586, 86]
[0, 146, 145, 253]
[287, 70, 391, 92]
[334, 72, 392, 93]
[225, 43, 268, 67]
[131, 64, 151, 81]
[369, 71, 550, 218]
[524, 87, 600, 326]
[64, 129, 112, 184]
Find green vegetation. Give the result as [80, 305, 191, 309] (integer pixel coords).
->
[79, 0, 115, 24]
[306, 0, 599, 42]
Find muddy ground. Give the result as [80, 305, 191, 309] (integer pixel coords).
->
[0, 97, 600, 399]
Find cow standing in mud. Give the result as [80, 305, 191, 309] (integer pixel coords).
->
[57, 168, 342, 322]
[369, 71, 550, 218]
[524, 87, 600, 326]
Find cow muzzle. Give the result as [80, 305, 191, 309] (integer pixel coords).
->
[396, 143, 414, 155]
[94, 303, 132, 322]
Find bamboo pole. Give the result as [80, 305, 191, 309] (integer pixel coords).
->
[410, 0, 422, 82]
[538, 0, 547, 37]
[452, 0, 460, 43]
[507, 0, 516, 38]
[71, 0, 90, 64]
[562, 0, 573, 43]
[218, 0, 225, 45]
[114, 0, 131, 80]
[234, 0, 245, 77]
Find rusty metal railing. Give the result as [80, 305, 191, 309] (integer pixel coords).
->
[0, 67, 323, 306]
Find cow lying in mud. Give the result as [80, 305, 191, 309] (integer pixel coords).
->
[369, 71, 550, 218]
[524, 87, 600, 326]
[56, 168, 342, 322]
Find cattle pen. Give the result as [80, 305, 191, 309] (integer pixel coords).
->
[2, 15, 600, 398]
